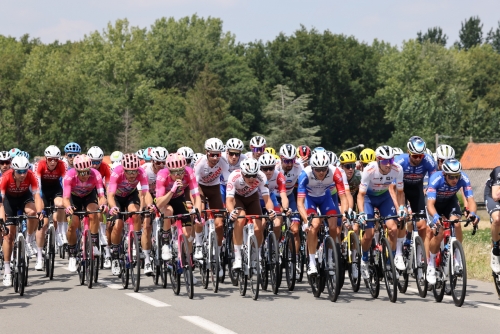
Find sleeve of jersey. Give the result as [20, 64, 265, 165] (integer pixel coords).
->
[461, 172, 474, 198]
[187, 168, 200, 197]
[333, 169, 346, 195]
[426, 157, 437, 176]
[107, 171, 119, 194]
[139, 171, 149, 193]
[28, 172, 40, 194]
[277, 173, 287, 193]
[426, 174, 439, 200]
[340, 169, 349, 189]
[395, 167, 404, 190]
[358, 169, 371, 194]
[155, 172, 167, 197]
[0, 175, 7, 197]
[62, 174, 73, 198]
[221, 160, 230, 186]
[34, 163, 43, 190]
[93, 171, 105, 196]
[297, 171, 309, 198]
[194, 159, 202, 183]
[226, 172, 237, 198]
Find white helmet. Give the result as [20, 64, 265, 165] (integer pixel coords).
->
[0, 151, 11, 161]
[226, 138, 244, 151]
[425, 148, 433, 156]
[442, 158, 462, 174]
[407, 136, 426, 154]
[110, 151, 123, 163]
[240, 158, 260, 175]
[326, 151, 338, 165]
[177, 147, 194, 160]
[204, 138, 224, 152]
[249, 136, 266, 148]
[279, 144, 297, 159]
[258, 153, 277, 167]
[44, 145, 61, 158]
[392, 147, 404, 155]
[192, 153, 204, 165]
[310, 151, 330, 168]
[11, 156, 30, 170]
[152, 147, 169, 162]
[87, 146, 104, 160]
[436, 144, 455, 160]
[375, 146, 395, 160]
[111, 161, 121, 171]
[135, 149, 144, 159]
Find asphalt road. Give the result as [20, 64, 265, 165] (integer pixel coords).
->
[1, 258, 500, 334]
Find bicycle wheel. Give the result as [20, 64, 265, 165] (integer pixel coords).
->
[18, 237, 26, 296]
[48, 225, 56, 280]
[493, 272, 500, 298]
[268, 233, 279, 295]
[297, 243, 305, 283]
[238, 269, 247, 296]
[366, 248, 380, 299]
[249, 235, 260, 300]
[85, 232, 94, 289]
[227, 232, 238, 286]
[200, 241, 209, 289]
[130, 232, 141, 293]
[100, 247, 104, 270]
[121, 240, 129, 289]
[260, 240, 269, 291]
[284, 231, 296, 291]
[219, 242, 226, 283]
[347, 232, 361, 293]
[210, 232, 220, 293]
[398, 271, 409, 294]
[23, 255, 29, 287]
[181, 235, 194, 299]
[414, 236, 428, 298]
[380, 237, 397, 303]
[324, 236, 341, 302]
[450, 240, 467, 307]
[78, 256, 85, 286]
[93, 256, 99, 283]
[432, 270, 446, 302]
[170, 259, 181, 295]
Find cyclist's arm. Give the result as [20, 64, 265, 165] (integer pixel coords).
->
[426, 198, 437, 217]
[338, 192, 348, 216]
[357, 190, 366, 214]
[262, 194, 274, 213]
[156, 191, 174, 210]
[297, 196, 307, 223]
[279, 191, 289, 210]
[225, 196, 235, 213]
[107, 192, 117, 210]
[465, 196, 477, 214]
[34, 192, 44, 213]
[493, 185, 500, 202]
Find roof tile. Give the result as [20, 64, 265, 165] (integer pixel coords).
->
[461, 143, 500, 169]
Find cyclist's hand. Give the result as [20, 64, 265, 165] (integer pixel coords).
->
[109, 206, 119, 216]
[301, 224, 309, 232]
[65, 206, 74, 216]
[268, 209, 276, 220]
[283, 208, 291, 217]
[230, 209, 239, 221]
[469, 211, 480, 226]
[429, 213, 441, 228]
[37, 210, 46, 221]
[398, 205, 407, 219]
[147, 204, 157, 214]
[358, 212, 367, 225]
[170, 180, 181, 193]
[195, 217, 205, 225]
[99, 204, 109, 213]
[344, 208, 356, 221]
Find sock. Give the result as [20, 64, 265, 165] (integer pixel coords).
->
[105, 246, 111, 258]
[37, 247, 43, 261]
[111, 244, 120, 259]
[25, 233, 32, 244]
[396, 238, 404, 256]
[68, 244, 77, 257]
[143, 250, 151, 263]
[62, 222, 69, 234]
[493, 240, 500, 256]
[195, 232, 203, 246]
[362, 251, 369, 262]
[4, 262, 11, 274]
[161, 229, 172, 245]
[309, 254, 316, 265]
[234, 244, 242, 260]
[429, 252, 436, 267]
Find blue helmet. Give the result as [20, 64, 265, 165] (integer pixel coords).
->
[9, 148, 21, 159]
[19, 151, 30, 160]
[313, 147, 325, 153]
[143, 147, 154, 162]
[64, 142, 81, 153]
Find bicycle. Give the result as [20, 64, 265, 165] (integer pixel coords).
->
[0, 219, 7, 274]
[151, 212, 166, 288]
[42, 206, 64, 280]
[277, 212, 299, 291]
[222, 214, 238, 286]
[260, 214, 280, 294]
[306, 213, 343, 302]
[199, 209, 226, 293]
[72, 210, 101, 289]
[339, 215, 361, 293]
[431, 217, 475, 307]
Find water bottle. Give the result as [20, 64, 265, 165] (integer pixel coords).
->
[177, 260, 184, 274]
[442, 244, 450, 275]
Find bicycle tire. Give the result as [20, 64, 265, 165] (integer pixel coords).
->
[200, 254, 209, 289]
[297, 230, 306, 282]
[18, 237, 26, 295]
[324, 236, 341, 302]
[414, 236, 428, 298]
[131, 232, 141, 293]
[181, 234, 194, 299]
[170, 259, 181, 295]
[86, 232, 94, 289]
[12, 241, 19, 292]
[381, 237, 397, 303]
[100, 247, 104, 270]
[44, 228, 50, 278]
[210, 232, 220, 293]
[93, 256, 99, 283]
[450, 240, 467, 307]
[284, 231, 296, 291]
[366, 247, 380, 298]
[227, 232, 238, 286]
[238, 270, 247, 296]
[78, 257, 85, 286]
[347, 232, 361, 292]
[121, 239, 129, 289]
[48, 225, 56, 280]
[24, 256, 29, 287]
[493, 272, 500, 298]
[268, 232, 279, 295]
[219, 242, 226, 283]
[398, 273, 409, 294]
[260, 239, 269, 291]
[249, 235, 260, 300]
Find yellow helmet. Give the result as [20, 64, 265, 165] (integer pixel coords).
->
[339, 151, 356, 164]
[359, 148, 376, 163]
[265, 147, 276, 155]
[273, 154, 280, 161]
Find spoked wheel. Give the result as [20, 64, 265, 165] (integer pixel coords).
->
[284, 231, 296, 291]
[24, 256, 29, 287]
[380, 237, 397, 303]
[249, 235, 260, 300]
[12, 244, 19, 292]
[59, 244, 66, 259]
[78, 257, 85, 286]
[85, 233, 94, 289]
[130, 232, 141, 293]
[210, 232, 220, 293]
[16, 237, 26, 296]
[200, 252, 209, 289]
[170, 259, 181, 295]
[366, 248, 380, 298]
[45, 225, 56, 280]
[260, 242, 269, 291]
[180, 235, 194, 299]
[493, 272, 500, 298]
[93, 256, 99, 283]
[324, 236, 341, 302]
[450, 241, 467, 307]
[297, 243, 305, 283]
[238, 270, 247, 296]
[219, 243, 226, 283]
[100, 247, 105, 269]
[227, 233, 238, 286]
[414, 236, 428, 298]
[432, 272, 446, 302]
[347, 232, 361, 292]
[121, 245, 130, 289]
[268, 233, 279, 295]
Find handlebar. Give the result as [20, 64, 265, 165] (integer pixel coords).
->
[434, 218, 474, 236]
[365, 215, 400, 222]
[307, 213, 343, 226]
[164, 208, 201, 222]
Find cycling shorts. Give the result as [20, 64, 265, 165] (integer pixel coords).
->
[363, 191, 397, 229]
[305, 193, 340, 226]
[3, 193, 34, 225]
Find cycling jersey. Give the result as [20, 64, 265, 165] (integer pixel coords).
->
[359, 161, 404, 196]
[0, 169, 39, 198]
[297, 165, 345, 198]
[139, 162, 162, 197]
[484, 166, 500, 215]
[347, 169, 362, 194]
[226, 170, 269, 198]
[108, 165, 149, 197]
[97, 162, 111, 186]
[221, 152, 246, 173]
[395, 153, 436, 186]
[194, 155, 230, 186]
[427, 171, 473, 202]
[278, 161, 304, 196]
[330, 166, 349, 196]
[62, 168, 104, 198]
[260, 169, 286, 198]
[34, 159, 66, 186]
[156, 166, 199, 199]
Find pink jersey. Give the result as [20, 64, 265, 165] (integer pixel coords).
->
[108, 165, 149, 197]
[63, 168, 104, 198]
[226, 170, 269, 198]
[156, 166, 200, 198]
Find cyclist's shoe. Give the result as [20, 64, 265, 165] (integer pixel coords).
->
[233, 258, 242, 270]
[111, 260, 121, 276]
[307, 263, 318, 275]
[68, 257, 77, 272]
[219, 266, 224, 278]
[360, 260, 370, 279]
[194, 246, 203, 260]
[104, 257, 112, 269]
[193, 275, 198, 285]
[426, 266, 436, 285]
[161, 245, 172, 261]
[394, 255, 406, 271]
[3, 274, 12, 286]
[56, 233, 63, 247]
[35, 259, 44, 271]
[351, 262, 359, 279]
[491, 251, 500, 274]
[26, 242, 35, 258]
[93, 246, 101, 257]
[144, 263, 153, 276]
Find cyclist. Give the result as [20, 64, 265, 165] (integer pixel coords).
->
[297, 151, 348, 275]
[0, 151, 12, 175]
[34, 145, 67, 270]
[0, 156, 44, 286]
[485, 165, 500, 274]
[393, 147, 404, 159]
[358, 148, 376, 172]
[192, 153, 204, 165]
[394, 136, 436, 270]
[246, 136, 266, 160]
[9, 148, 21, 159]
[435, 144, 455, 171]
[221, 138, 246, 202]
[143, 147, 154, 164]
[226, 158, 276, 269]
[265, 147, 276, 156]
[135, 149, 145, 165]
[63, 155, 108, 272]
[110, 151, 123, 171]
[297, 145, 312, 167]
[177, 146, 195, 167]
[426, 158, 479, 284]
[357, 146, 406, 280]
[63, 142, 81, 169]
[339, 151, 362, 211]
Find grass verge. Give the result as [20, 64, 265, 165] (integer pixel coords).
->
[463, 227, 492, 281]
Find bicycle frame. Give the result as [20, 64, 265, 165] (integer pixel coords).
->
[435, 218, 472, 279]
[202, 209, 226, 266]
[164, 211, 200, 269]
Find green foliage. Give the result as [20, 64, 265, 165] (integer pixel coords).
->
[486, 21, 500, 53]
[457, 16, 484, 50]
[417, 27, 448, 46]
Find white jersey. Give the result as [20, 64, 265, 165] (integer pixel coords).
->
[221, 152, 247, 173]
[194, 155, 230, 186]
[258, 169, 287, 199]
[330, 165, 350, 195]
[277, 161, 304, 196]
[138, 162, 161, 196]
[297, 165, 346, 198]
[226, 170, 269, 198]
[359, 161, 404, 196]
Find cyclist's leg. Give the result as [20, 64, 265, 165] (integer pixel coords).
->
[232, 194, 248, 268]
[270, 192, 282, 238]
[287, 192, 301, 255]
[486, 195, 500, 272]
[304, 196, 321, 266]
[376, 192, 398, 251]
[448, 196, 463, 243]
[2, 196, 19, 278]
[141, 193, 153, 268]
[320, 193, 339, 241]
[84, 190, 100, 255]
[202, 185, 224, 247]
[37, 191, 52, 264]
[361, 194, 376, 259]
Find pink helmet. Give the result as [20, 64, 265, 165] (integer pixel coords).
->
[166, 153, 186, 170]
[73, 154, 92, 171]
[121, 153, 140, 170]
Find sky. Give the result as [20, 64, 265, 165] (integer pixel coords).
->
[1, 0, 499, 46]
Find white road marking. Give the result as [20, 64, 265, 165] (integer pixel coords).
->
[406, 287, 500, 311]
[125, 293, 170, 307]
[180, 316, 237, 334]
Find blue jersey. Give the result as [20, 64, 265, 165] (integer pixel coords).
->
[427, 171, 473, 202]
[395, 153, 436, 186]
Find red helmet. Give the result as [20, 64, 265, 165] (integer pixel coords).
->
[73, 154, 92, 171]
[166, 153, 186, 170]
[121, 153, 140, 170]
[297, 145, 312, 160]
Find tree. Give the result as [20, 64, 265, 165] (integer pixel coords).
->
[417, 27, 448, 46]
[116, 108, 141, 153]
[457, 16, 483, 50]
[258, 84, 320, 148]
[486, 21, 500, 53]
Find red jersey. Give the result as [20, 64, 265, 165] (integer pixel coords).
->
[35, 159, 66, 186]
[0, 169, 40, 198]
[97, 163, 111, 185]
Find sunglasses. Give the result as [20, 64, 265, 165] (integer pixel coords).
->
[15, 169, 28, 175]
[0, 161, 11, 165]
[281, 158, 295, 164]
[78, 170, 91, 176]
[67, 153, 77, 158]
[228, 151, 241, 157]
[251, 147, 264, 153]
[170, 168, 185, 175]
[379, 158, 394, 166]
[410, 154, 424, 159]
[313, 167, 328, 173]
[438, 159, 445, 164]
[91, 160, 101, 165]
[47, 158, 58, 163]
[154, 161, 166, 166]
[125, 170, 138, 175]
[243, 173, 258, 179]
[342, 163, 356, 170]
[446, 174, 461, 180]
[261, 166, 275, 172]
[207, 152, 221, 158]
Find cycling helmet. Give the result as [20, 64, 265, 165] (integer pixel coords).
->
[73, 155, 92, 171]
[441, 158, 462, 174]
[110, 151, 123, 163]
[122, 153, 140, 170]
[192, 153, 204, 165]
[426, 148, 433, 156]
[240, 158, 260, 175]
[44, 145, 61, 158]
[309, 151, 330, 168]
[273, 154, 280, 161]
[297, 145, 312, 160]
[258, 153, 277, 167]
[205, 138, 224, 152]
[326, 151, 338, 165]
[64, 142, 81, 153]
[0, 151, 11, 161]
[135, 149, 144, 159]
[226, 138, 244, 151]
[313, 147, 325, 153]
[359, 148, 376, 163]
[339, 151, 356, 164]
[177, 147, 194, 160]
[221, 145, 227, 152]
[9, 148, 21, 158]
[436, 144, 455, 160]
[407, 136, 426, 154]
[375, 146, 395, 160]
[393, 147, 404, 155]
[151, 147, 169, 162]
[265, 147, 276, 155]
[111, 161, 121, 171]
[166, 153, 186, 169]
[143, 147, 154, 162]
[19, 151, 30, 160]
[11, 156, 30, 170]
[249, 136, 266, 148]
[87, 146, 104, 160]
[279, 144, 297, 160]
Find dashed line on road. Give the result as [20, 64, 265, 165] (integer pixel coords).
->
[180, 316, 237, 334]
[125, 293, 170, 307]
[406, 287, 500, 311]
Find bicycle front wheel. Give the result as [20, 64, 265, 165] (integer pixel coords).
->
[227, 232, 238, 286]
[414, 236, 428, 298]
[47, 225, 56, 280]
[268, 233, 279, 295]
[450, 240, 467, 307]
[347, 232, 361, 293]
[85, 232, 94, 289]
[181, 235, 194, 299]
[18, 237, 26, 296]
[324, 236, 341, 302]
[380, 237, 397, 303]
[493, 272, 500, 298]
[284, 231, 296, 291]
[260, 240, 269, 291]
[249, 235, 260, 300]
[130, 232, 141, 293]
[210, 232, 220, 293]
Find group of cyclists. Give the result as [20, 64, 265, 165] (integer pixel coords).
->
[1, 134, 499, 301]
